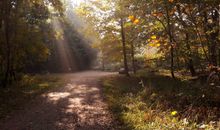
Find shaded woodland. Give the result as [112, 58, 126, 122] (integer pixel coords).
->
[0, 0, 220, 129]
[77, 0, 220, 79]
[0, 0, 96, 87]
[76, 1, 220, 128]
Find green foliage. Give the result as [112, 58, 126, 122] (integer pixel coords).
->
[102, 70, 220, 129]
[0, 0, 96, 85]
[75, 0, 220, 77]
[0, 0, 64, 86]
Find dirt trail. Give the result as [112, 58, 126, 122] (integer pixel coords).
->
[0, 71, 116, 130]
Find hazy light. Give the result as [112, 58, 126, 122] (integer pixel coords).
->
[47, 92, 71, 101]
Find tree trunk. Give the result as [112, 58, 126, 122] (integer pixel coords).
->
[165, 2, 175, 78]
[131, 42, 136, 74]
[209, 8, 219, 66]
[2, 0, 11, 87]
[218, 49, 220, 66]
[120, 18, 129, 76]
[185, 33, 196, 76]
[0, 1, 3, 29]
[203, 6, 219, 66]
[102, 54, 105, 71]
[176, 4, 196, 76]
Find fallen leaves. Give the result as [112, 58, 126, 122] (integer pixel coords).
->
[171, 111, 178, 116]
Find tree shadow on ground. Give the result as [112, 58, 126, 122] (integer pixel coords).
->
[104, 73, 220, 129]
[0, 76, 114, 130]
[142, 73, 220, 121]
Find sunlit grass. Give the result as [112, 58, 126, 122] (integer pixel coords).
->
[102, 70, 220, 130]
[0, 74, 63, 119]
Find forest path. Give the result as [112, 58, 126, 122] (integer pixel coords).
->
[0, 71, 116, 130]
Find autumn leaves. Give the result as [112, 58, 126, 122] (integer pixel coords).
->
[128, 15, 140, 25]
[128, 15, 161, 48]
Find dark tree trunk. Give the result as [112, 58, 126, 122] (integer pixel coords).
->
[0, 1, 3, 29]
[131, 42, 136, 74]
[209, 9, 219, 66]
[170, 46, 175, 78]
[203, 6, 219, 66]
[120, 18, 129, 76]
[165, 2, 175, 78]
[219, 49, 220, 66]
[176, 4, 196, 76]
[185, 33, 196, 76]
[2, 0, 11, 87]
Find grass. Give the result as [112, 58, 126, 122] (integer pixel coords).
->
[102, 69, 220, 130]
[0, 74, 63, 119]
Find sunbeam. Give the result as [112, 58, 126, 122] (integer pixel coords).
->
[51, 17, 77, 72]
[43, 0, 96, 73]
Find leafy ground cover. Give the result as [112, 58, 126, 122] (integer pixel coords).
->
[102, 70, 220, 130]
[0, 74, 63, 119]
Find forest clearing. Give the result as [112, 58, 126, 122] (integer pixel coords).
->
[0, 0, 220, 130]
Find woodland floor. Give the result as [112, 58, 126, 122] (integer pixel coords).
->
[0, 71, 117, 130]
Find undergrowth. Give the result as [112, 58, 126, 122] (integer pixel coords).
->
[0, 74, 63, 119]
[102, 70, 220, 130]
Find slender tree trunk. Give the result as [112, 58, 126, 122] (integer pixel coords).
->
[0, 1, 3, 29]
[175, 48, 180, 70]
[170, 46, 175, 78]
[0, 1, 3, 76]
[120, 18, 129, 76]
[102, 54, 105, 71]
[2, 0, 11, 87]
[185, 33, 196, 76]
[219, 5, 220, 66]
[176, 4, 196, 76]
[10, 0, 19, 82]
[218, 49, 220, 66]
[131, 42, 136, 74]
[209, 8, 219, 66]
[203, 6, 219, 66]
[165, 2, 175, 78]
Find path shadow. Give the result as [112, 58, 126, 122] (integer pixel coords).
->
[0, 73, 115, 130]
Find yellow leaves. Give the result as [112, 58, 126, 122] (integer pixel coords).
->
[149, 43, 160, 47]
[153, 40, 159, 43]
[156, 43, 161, 47]
[128, 15, 140, 25]
[171, 111, 178, 116]
[151, 35, 157, 39]
[133, 19, 140, 24]
[128, 15, 135, 21]
[147, 35, 161, 47]
[148, 42, 160, 47]
[148, 43, 155, 47]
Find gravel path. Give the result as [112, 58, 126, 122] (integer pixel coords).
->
[0, 71, 116, 130]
